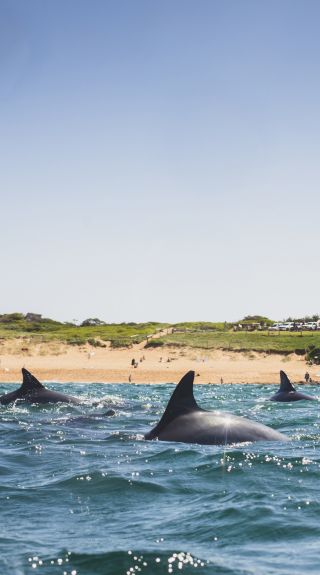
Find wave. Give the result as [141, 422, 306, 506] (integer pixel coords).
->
[20, 550, 233, 575]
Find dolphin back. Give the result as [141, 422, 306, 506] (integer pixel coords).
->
[153, 411, 288, 444]
[20, 368, 45, 393]
[279, 371, 295, 392]
[269, 370, 316, 402]
[145, 371, 288, 444]
[0, 369, 81, 405]
[0, 368, 44, 405]
[145, 371, 201, 439]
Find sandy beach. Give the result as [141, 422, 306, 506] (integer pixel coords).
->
[0, 338, 317, 384]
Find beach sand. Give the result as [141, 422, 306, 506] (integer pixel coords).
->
[0, 338, 317, 384]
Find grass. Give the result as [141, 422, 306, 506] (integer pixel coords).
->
[145, 330, 320, 354]
[0, 314, 168, 347]
[172, 322, 231, 331]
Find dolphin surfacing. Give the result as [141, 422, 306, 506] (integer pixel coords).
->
[269, 370, 316, 402]
[0, 368, 81, 405]
[145, 371, 288, 445]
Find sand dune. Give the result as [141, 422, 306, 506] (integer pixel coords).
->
[0, 338, 318, 384]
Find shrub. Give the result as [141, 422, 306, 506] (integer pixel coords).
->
[306, 345, 320, 364]
[88, 338, 106, 348]
[110, 339, 132, 348]
[145, 340, 164, 348]
[81, 318, 105, 327]
[68, 338, 87, 346]
[0, 313, 24, 323]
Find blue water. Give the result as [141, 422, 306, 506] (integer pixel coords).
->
[0, 382, 320, 575]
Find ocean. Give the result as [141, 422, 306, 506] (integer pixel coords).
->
[0, 381, 319, 575]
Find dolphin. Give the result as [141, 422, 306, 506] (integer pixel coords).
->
[0, 368, 81, 405]
[59, 410, 116, 425]
[269, 370, 316, 402]
[145, 371, 288, 445]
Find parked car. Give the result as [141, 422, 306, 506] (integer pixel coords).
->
[280, 323, 294, 331]
[269, 321, 319, 332]
[269, 322, 295, 331]
[302, 322, 317, 330]
[268, 324, 282, 331]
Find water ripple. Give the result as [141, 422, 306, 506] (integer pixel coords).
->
[1, 383, 320, 574]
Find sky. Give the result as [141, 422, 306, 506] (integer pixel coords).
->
[1, 0, 320, 323]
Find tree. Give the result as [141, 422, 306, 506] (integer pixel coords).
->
[80, 318, 105, 327]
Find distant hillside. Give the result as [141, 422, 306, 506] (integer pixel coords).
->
[0, 313, 168, 348]
[1, 313, 320, 364]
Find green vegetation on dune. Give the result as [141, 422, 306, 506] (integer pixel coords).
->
[0, 314, 168, 347]
[2, 314, 320, 362]
[145, 330, 320, 356]
[172, 321, 231, 331]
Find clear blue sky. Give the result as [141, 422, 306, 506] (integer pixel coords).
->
[1, 0, 320, 323]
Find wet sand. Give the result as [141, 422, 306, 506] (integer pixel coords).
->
[0, 338, 317, 384]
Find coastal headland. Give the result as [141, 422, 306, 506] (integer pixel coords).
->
[0, 314, 319, 384]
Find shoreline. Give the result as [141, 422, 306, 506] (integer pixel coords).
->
[0, 340, 318, 385]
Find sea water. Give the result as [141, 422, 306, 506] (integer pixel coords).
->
[0, 382, 319, 575]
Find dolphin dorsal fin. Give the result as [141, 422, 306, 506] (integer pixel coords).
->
[20, 368, 44, 393]
[279, 370, 295, 392]
[146, 371, 200, 439]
